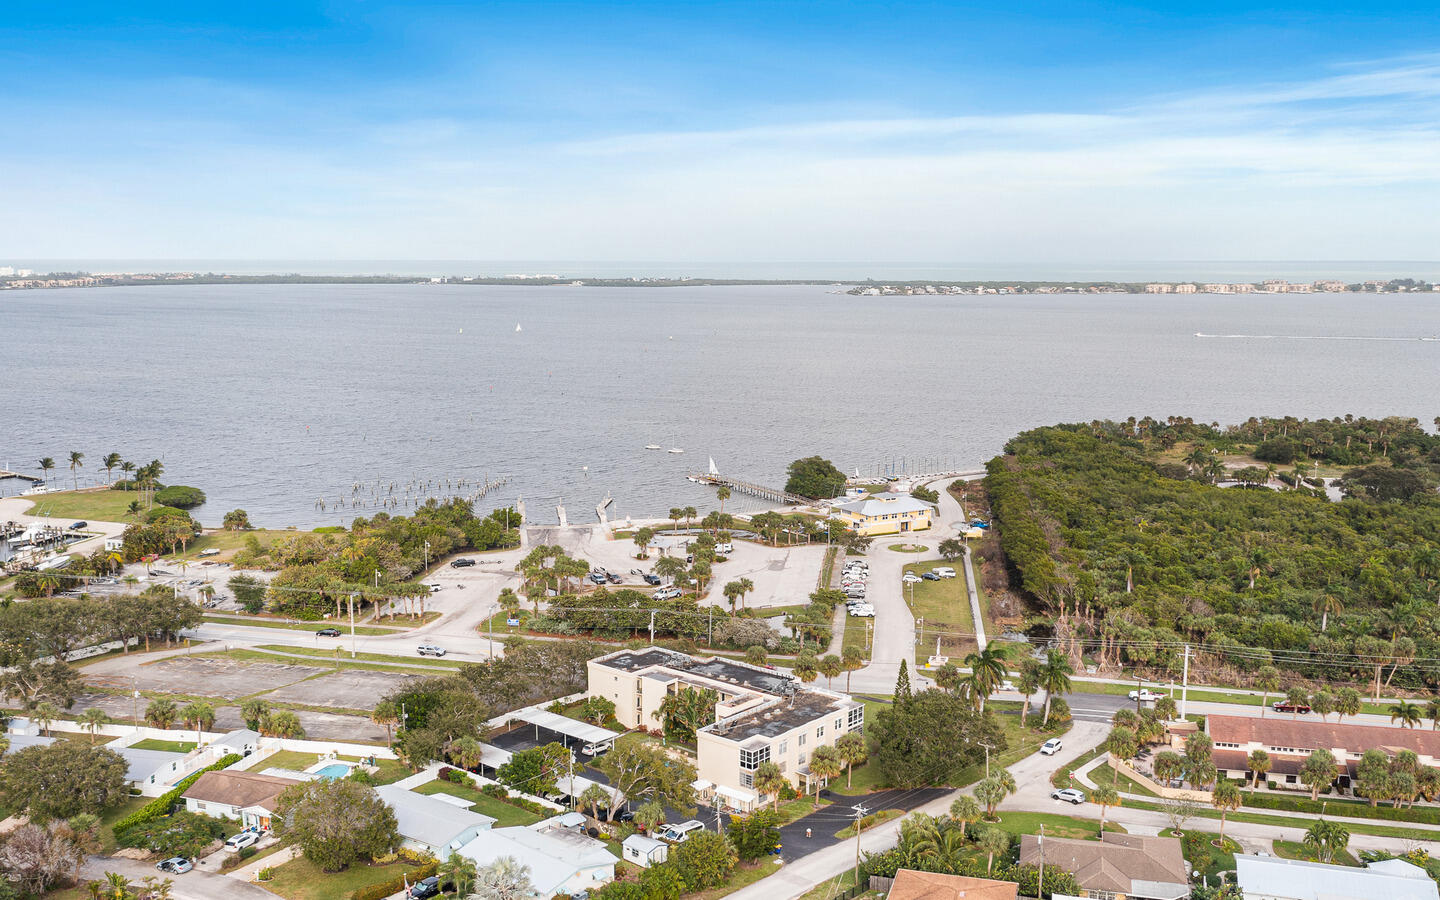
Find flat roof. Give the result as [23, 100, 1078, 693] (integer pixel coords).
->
[508, 707, 620, 744]
[710, 691, 851, 742]
[594, 647, 795, 695]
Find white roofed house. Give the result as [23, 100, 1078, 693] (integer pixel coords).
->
[1235, 855, 1440, 900]
[457, 818, 619, 897]
[829, 493, 934, 536]
[375, 785, 496, 856]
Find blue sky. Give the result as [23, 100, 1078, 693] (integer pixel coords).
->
[6, 1, 1440, 265]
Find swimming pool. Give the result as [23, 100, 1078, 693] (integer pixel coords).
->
[313, 763, 351, 780]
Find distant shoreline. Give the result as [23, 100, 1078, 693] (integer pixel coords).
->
[2, 272, 1435, 294]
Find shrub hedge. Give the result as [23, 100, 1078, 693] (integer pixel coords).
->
[112, 753, 244, 833]
[350, 860, 439, 900]
[1243, 790, 1440, 825]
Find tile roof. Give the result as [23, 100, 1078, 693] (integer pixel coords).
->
[1208, 715, 1440, 756]
[1018, 833, 1187, 897]
[887, 868, 1018, 900]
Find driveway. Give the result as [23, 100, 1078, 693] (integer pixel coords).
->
[80, 855, 276, 900]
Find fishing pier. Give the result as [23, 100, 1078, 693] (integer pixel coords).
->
[687, 472, 812, 505]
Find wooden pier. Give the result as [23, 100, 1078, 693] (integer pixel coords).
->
[688, 473, 812, 505]
[0, 470, 41, 483]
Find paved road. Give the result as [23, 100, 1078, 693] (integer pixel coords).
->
[80, 856, 276, 900]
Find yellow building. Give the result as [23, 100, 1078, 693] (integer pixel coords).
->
[830, 493, 935, 536]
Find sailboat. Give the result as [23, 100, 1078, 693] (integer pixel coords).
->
[644, 443, 662, 450]
[515, 323, 522, 333]
[709, 457, 720, 476]
[667, 435, 684, 454]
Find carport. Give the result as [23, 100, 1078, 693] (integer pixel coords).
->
[503, 706, 620, 752]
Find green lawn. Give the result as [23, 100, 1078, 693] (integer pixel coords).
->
[1272, 839, 1360, 867]
[990, 811, 1126, 840]
[249, 750, 320, 773]
[413, 780, 545, 827]
[901, 564, 974, 658]
[1165, 829, 1240, 881]
[129, 739, 197, 753]
[203, 614, 401, 636]
[172, 528, 296, 560]
[1090, 763, 1160, 797]
[686, 859, 783, 900]
[98, 794, 152, 851]
[262, 855, 422, 900]
[887, 543, 928, 553]
[19, 488, 145, 523]
[774, 796, 832, 826]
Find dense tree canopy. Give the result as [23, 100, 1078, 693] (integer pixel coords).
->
[0, 743, 129, 821]
[987, 418, 1440, 689]
[784, 456, 846, 500]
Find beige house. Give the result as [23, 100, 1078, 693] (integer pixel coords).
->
[830, 493, 934, 536]
[1019, 833, 1188, 900]
[1210, 715, 1440, 790]
[182, 770, 302, 832]
[587, 648, 863, 812]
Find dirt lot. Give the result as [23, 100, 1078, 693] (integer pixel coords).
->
[85, 656, 325, 699]
[265, 670, 423, 711]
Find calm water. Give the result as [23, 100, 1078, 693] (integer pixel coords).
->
[3, 284, 1439, 527]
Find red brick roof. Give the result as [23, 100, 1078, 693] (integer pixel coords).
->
[1208, 715, 1440, 756]
[887, 870, 1018, 900]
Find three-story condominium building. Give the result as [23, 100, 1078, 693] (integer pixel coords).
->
[587, 647, 863, 812]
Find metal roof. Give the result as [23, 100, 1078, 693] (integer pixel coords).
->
[1235, 856, 1439, 900]
[508, 707, 621, 744]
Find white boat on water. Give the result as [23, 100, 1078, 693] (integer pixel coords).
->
[20, 484, 52, 496]
[708, 457, 720, 476]
[645, 444, 662, 451]
[515, 323, 522, 333]
[668, 447, 684, 454]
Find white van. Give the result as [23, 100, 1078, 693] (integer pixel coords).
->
[659, 821, 705, 843]
[933, 567, 956, 578]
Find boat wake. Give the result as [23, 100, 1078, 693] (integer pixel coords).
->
[1194, 332, 1439, 342]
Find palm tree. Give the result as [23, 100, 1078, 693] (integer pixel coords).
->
[819, 654, 842, 688]
[578, 783, 611, 819]
[120, 459, 135, 482]
[1247, 749, 1271, 789]
[1284, 686, 1310, 720]
[978, 826, 1010, 875]
[1391, 699, 1424, 729]
[793, 654, 818, 684]
[1255, 666, 1280, 717]
[180, 701, 215, 742]
[145, 697, 178, 730]
[32, 701, 59, 736]
[1426, 697, 1440, 730]
[842, 646, 864, 691]
[439, 852, 478, 898]
[38, 457, 55, 485]
[808, 746, 843, 806]
[950, 794, 982, 834]
[1091, 786, 1120, 833]
[669, 508, 683, 534]
[259, 710, 305, 738]
[102, 452, 122, 483]
[371, 700, 399, 747]
[836, 731, 867, 788]
[722, 581, 744, 612]
[1314, 593, 1343, 632]
[68, 451, 85, 490]
[1017, 660, 1041, 727]
[449, 736, 484, 771]
[1211, 780, 1242, 840]
[1335, 687, 1361, 724]
[716, 485, 731, 517]
[683, 506, 697, 533]
[753, 761, 788, 811]
[1038, 650, 1072, 726]
[962, 645, 1010, 713]
[634, 800, 666, 835]
[79, 708, 110, 743]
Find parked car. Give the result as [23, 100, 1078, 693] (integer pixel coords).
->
[715, 543, 733, 554]
[71, 521, 88, 530]
[450, 558, 476, 568]
[921, 572, 942, 581]
[1273, 701, 1311, 714]
[1040, 738, 1063, 756]
[315, 628, 342, 637]
[999, 679, 1017, 692]
[1128, 689, 1165, 702]
[642, 573, 662, 586]
[606, 573, 623, 584]
[409, 876, 442, 899]
[849, 606, 875, 617]
[1051, 788, 1085, 805]
[934, 567, 956, 578]
[659, 820, 705, 843]
[156, 857, 193, 874]
[582, 740, 614, 756]
[653, 587, 682, 601]
[424, 583, 442, 593]
[902, 573, 922, 583]
[589, 573, 608, 585]
[417, 644, 447, 657]
[225, 831, 260, 851]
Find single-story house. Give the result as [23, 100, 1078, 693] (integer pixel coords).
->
[182, 770, 303, 831]
[1019, 833, 1188, 900]
[1235, 854, 1439, 900]
[375, 785, 495, 856]
[458, 823, 619, 897]
[829, 494, 934, 536]
[209, 728, 261, 758]
[2, 734, 56, 755]
[622, 834, 668, 868]
[1210, 715, 1440, 790]
[119, 747, 189, 792]
[886, 868, 1018, 900]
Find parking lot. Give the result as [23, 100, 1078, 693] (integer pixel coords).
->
[85, 656, 324, 699]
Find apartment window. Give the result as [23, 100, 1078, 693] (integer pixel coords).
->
[848, 707, 864, 728]
[798, 753, 807, 766]
[816, 725, 825, 738]
[740, 771, 753, 788]
[835, 718, 843, 731]
[739, 746, 770, 770]
[1215, 742, 1240, 749]
[777, 740, 788, 755]
[798, 733, 807, 747]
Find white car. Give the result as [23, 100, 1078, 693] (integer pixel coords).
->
[999, 679, 1017, 693]
[715, 543, 733, 554]
[225, 831, 260, 851]
[934, 567, 956, 578]
[653, 587, 682, 601]
[1040, 738, 1063, 755]
[581, 740, 613, 756]
[849, 606, 875, 617]
[1128, 689, 1165, 702]
[1051, 788, 1085, 804]
[902, 573, 922, 583]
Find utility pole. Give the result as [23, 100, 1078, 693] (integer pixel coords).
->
[1181, 643, 1191, 721]
[1038, 824, 1046, 897]
[348, 593, 357, 658]
[649, 609, 657, 645]
[851, 803, 869, 889]
[979, 741, 995, 779]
